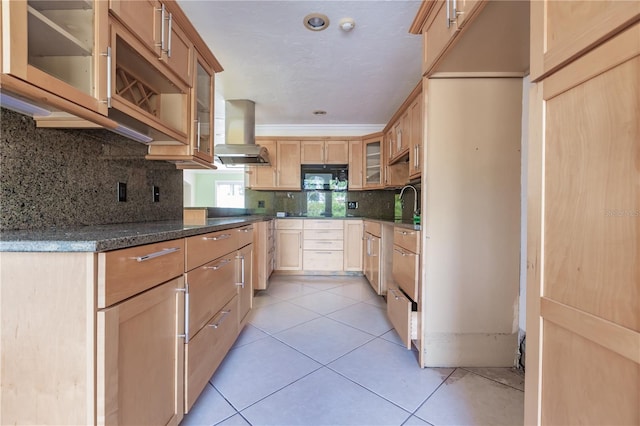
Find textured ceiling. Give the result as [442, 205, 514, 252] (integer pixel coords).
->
[177, 1, 423, 128]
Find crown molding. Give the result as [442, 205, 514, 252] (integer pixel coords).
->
[255, 124, 385, 137]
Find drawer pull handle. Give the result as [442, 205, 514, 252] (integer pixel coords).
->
[208, 310, 231, 329]
[393, 248, 416, 257]
[235, 255, 245, 288]
[134, 247, 180, 262]
[204, 258, 232, 271]
[389, 288, 403, 300]
[203, 233, 232, 241]
[239, 227, 254, 232]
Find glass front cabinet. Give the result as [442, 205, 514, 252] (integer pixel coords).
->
[364, 134, 384, 188]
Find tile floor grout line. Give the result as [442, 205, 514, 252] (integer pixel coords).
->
[408, 367, 459, 424]
[459, 366, 526, 392]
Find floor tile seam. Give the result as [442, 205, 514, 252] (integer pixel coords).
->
[269, 332, 338, 366]
[323, 364, 417, 416]
[321, 314, 393, 338]
[201, 381, 242, 424]
[458, 367, 525, 392]
[409, 367, 459, 423]
[232, 364, 326, 415]
[260, 314, 323, 336]
[284, 297, 361, 315]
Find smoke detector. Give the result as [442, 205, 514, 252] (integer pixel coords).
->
[339, 18, 355, 32]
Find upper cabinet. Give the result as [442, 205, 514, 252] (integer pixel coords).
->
[1, 0, 110, 116]
[276, 140, 301, 190]
[301, 140, 349, 165]
[348, 139, 364, 190]
[529, 0, 640, 81]
[363, 134, 384, 189]
[410, 0, 529, 77]
[247, 139, 277, 189]
[408, 91, 423, 179]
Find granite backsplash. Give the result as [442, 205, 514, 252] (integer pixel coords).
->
[0, 108, 183, 231]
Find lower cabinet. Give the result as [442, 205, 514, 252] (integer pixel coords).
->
[275, 219, 303, 271]
[302, 220, 344, 272]
[254, 219, 275, 290]
[386, 285, 418, 350]
[363, 220, 393, 295]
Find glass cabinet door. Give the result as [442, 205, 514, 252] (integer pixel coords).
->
[365, 139, 383, 187]
[194, 57, 214, 161]
[4, 0, 109, 114]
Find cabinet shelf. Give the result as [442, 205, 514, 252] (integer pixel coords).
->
[27, 6, 92, 57]
[29, 0, 92, 10]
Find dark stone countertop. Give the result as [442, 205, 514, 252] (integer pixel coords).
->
[0, 216, 267, 252]
[0, 215, 420, 253]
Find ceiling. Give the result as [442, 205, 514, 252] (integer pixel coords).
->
[177, 1, 423, 132]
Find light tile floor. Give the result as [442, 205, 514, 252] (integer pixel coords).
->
[181, 275, 524, 426]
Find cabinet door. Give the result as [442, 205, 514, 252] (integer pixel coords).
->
[97, 276, 184, 426]
[162, 16, 192, 85]
[392, 245, 419, 301]
[3, 0, 109, 115]
[530, 0, 640, 81]
[193, 55, 214, 161]
[276, 140, 301, 189]
[409, 92, 423, 179]
[526, 24, 640, 426]
[364, 137, 383, 188]
[300, 140, 324, 164]
[275, 229, 302, 270]
[237, 243, 253, 327]
[109, 0, 159, 55]
[325, 140, 349, 164]
[348, 139, 363, 190]
[422, 0, 459, 76]
[344, 220, 363, 272]
[249, 140, 277, 189]
[370, 236, 381, 293]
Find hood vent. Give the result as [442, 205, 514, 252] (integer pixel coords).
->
[215, 99, 270, 165]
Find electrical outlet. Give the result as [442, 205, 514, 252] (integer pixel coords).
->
[347, 201, 358, 209]
[258, 200, 265, 208]
[117, 182, 127, 202]
[152, 186, 160, 202]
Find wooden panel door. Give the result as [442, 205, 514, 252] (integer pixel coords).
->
[343, 220, 364, 272]
[237, 243, 253, 328]
[275, 229, 302, 270]
[162, 17, 192, 85]
[525, 23, 640, 426]
[249, 140, 277, 189]
[348, 139, 363, 190]
[276, 140, 301, 189]
[325, 140, 349, 164]
[409, 92, 423, 179]
[97, 276, 184, 426]
[109, 0, 159, 55]
[300, 140, 324, 164]
[530, 0, 640, 81]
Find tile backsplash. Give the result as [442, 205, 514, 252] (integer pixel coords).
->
[0, 108, 183, 230]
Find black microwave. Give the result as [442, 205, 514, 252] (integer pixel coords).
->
[301, 165, 348, 191]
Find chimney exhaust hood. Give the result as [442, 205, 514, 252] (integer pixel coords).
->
[215, 99, 270, 165]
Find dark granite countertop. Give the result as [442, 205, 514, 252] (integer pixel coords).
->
[0, 215, 420, 253]
[0, 216, 267, 252]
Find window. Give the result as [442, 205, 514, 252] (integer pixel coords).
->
[216, 181, 244, 207]
[306, 191, 346, 217]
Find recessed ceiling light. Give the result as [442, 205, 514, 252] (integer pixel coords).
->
[313, 110, 327, 115]
[304, 13, 329, 31]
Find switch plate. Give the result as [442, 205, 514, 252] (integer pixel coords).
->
[258, 200, 265, 208]
[347, 201, 358, 209]
[117, 182, 127, 202]
[152, 186, 160, 202]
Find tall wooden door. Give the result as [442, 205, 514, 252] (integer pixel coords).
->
[525, 22, 639, 425]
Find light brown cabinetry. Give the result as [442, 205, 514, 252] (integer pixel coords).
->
[348, 139, 364, 190]
[248, 139, 277, 189]
[363, 221, 393, 295]
[301, 140, 349, 164]
[275, 219, 303, 271]
[363, 134, 384, 189]
[343, 220, 364, 272]
[254, 219, 275, 290]
[302, 220, 344, 272]
[408, 92, 423, 179]
[391, 228, 420, 301]
[276, 140, 301, 190]
[236, 225, 254, 328]
[525, 15, 640, 426]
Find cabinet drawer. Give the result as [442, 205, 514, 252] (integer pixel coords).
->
[303, 239, 344, 250]
[98, 239, 184, 308]
[184, 295, 238, 412]
[392, 246, 420, 301]
[304, 229, 343, 240]
[303, 250, 343, 271]
[393, 228, 420, 253]
[236, 224, 255, 248]
[276, 219, 303, 229]
[364, 221, 381, 237]
[186, 254, 238, 337]
[387, 286, 417, 350]
[303, 219, 344, 230]
[185, 229, 238, 271]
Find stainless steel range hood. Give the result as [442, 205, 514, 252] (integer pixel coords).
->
[215, 99, 270, 165]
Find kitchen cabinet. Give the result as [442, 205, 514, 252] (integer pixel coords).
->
[343, 220, 364, 272]
[389, 111, 409, 163]
[525, 18, 640, 426]
[1, 0, 110, 116]
[301, 140, 349, 164]
[146, 51, 219, 168]
[362, 221, 393, 295]
[276, 140, 301, 190]
[529, 0, 640, 81]
[275, 219, 303, 271]
[387, 285, 417, 350]
[348, 139, 364, 190]
[363, 134, 384, 189]
[254, 219, 275, 290]
[236, 225, 254, 328]
[408, 91, 423, 179]
[302, 220, 344, 272]
[391, 227, 420, 302]
[108, 0, 193, 85]
[248, 140, 277, 189]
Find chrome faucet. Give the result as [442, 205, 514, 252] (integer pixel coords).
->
[399, 185, 420, 216]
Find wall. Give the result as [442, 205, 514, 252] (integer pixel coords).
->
[0, 108, 183, 230]
[183, 169, 246, 207]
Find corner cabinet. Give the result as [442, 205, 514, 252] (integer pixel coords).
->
[247, 140, 277, 189]
[363, 134, 384, 189]
[348, 139, 364, 190]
